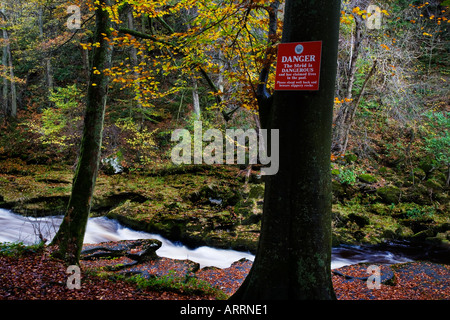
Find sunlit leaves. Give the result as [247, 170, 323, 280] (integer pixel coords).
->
[101, 0, 281, 115]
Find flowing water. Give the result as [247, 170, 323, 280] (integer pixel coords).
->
[0, 208, 415, 269]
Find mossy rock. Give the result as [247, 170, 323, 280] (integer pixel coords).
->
[344, 153, 358, 163]
[331, 169, 340, 176]
[357, 174, 377, 184]
[376, 185, 401, 204]
[332, 180, 357, 201]
[425, 178, 443, 191]
[370, 203, 389, 215]
[434, 171, 448, 185]
[378, 167, 388, 175]
[413, 168, 426, 180]
[348, 213, 370, 228]
[401, 218, 435, 234]
[402, 185, 430, 205]
[241, 213, 262, 225]
[248, 185, 265, 199]
[418, 158, 434, 175]
[234, 199, 254, 217]
[188, 184, 241, 206]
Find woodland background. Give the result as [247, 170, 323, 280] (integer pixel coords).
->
[0, 0, 449, 247]
[0, 0, 448, 179]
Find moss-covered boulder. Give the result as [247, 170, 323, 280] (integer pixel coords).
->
[332, 180, 357, 202]
[348, 213, 370, 228]
[248, 185, 264, 199]
[376, 185, 401, 204]
[358, 174, 377, 184]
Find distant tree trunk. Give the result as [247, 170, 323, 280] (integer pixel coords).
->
[332, 17, 362, 154]
[231, 0, 341, 300]
[51, 1, 113, 265]
[127, 9, 143, 124]
[82, 47, 90, 83]
[1, 6, 8, 117]
[1, 6, 16, 118]
[2, 40, 8, 116]
[192, 76, 201, 119]
[6, 33, 16, 118]
[339, 59, 377, 154]
[39, 7, 53, 92]
[2, 27, 16, 118]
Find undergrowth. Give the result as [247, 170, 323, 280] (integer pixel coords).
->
[99, 270, 228, 299]
[0, 242, 45, 257]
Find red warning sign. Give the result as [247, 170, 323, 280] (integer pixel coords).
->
[274, 41, 322, 91]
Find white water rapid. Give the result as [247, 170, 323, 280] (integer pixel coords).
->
[0, 208, 412, 269]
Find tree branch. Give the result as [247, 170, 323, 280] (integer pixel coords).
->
[120, 27, 236, 121]
[257, 0, 280, 129]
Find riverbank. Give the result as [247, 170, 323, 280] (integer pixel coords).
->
[0, 243, 449, 300]
[0, 158, 449, 253]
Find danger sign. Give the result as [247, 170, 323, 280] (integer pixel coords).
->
[275, 41, 322, 91]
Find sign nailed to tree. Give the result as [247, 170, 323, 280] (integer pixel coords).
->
[274, 41, 322, 91]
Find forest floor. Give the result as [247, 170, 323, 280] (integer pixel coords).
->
[0, 158, 449, 301]
[0, 244, 449, 300]
[0, 158, 449, 252]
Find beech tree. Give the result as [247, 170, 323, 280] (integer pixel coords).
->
[51, 0, 113, 265]
[231, 0, 341, 299]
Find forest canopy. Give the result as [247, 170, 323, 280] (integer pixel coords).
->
[0, 0, 448, 184]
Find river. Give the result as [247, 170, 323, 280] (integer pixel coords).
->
[0, 208, 417, 269]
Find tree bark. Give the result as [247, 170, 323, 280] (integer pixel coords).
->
[127, 9, 144, 123]
[51, 1, 113, 265]
[332, 17, 362, 154]
[2, 36, 8, 116]
[6, 32, 16, 118]
[1, 6, 8, 117]
[39, 7, 53, 92]
[192, 76, 201, 119]
[1, 7, 16, 118]
[231, 0, 341, 300]
[340, 59, 377, 153]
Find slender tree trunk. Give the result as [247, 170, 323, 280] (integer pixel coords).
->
[51, 1, 113, 265]
[332, 17, 362, 154]
[82, 47, 90, 84]
[1, 7, 16, 118]
[192, 76, 201, 119]
[2, 39, 8, 116]
[127, 9, 143, 124]
[5, 30, 16, 118]
[1, 6, 8, 117]
[340, 60, 377, 153]
[39, 8, 53, 92]
[231, 0, 341, 300]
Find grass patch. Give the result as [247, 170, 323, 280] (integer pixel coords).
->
[0, 242, 45, 257]
[117, 270, 228, 299]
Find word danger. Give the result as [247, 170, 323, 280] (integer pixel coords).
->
[281, 55, 316, 63]
[171, 121, 279, 175]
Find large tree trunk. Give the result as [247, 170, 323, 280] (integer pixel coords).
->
[51, 2, 113, 265]
[231, 0, 341, 300]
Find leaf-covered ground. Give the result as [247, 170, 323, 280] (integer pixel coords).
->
[1, 245, 449, 300]
[0, 246, 211, 300]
